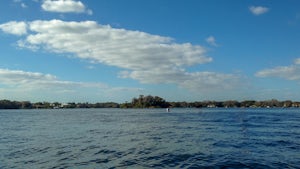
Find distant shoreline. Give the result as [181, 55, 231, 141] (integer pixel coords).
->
[1, 96, 300, 109]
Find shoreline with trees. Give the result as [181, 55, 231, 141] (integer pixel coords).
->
[1, 95, 300, 109]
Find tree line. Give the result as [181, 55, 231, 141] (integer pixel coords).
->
[121, 96, 300, 108]
[0, 96, 300, 109]
[168, 99, 300, 108]
[0, 100, 119, 109]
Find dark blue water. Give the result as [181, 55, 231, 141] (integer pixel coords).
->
[0, 108, 299, 169]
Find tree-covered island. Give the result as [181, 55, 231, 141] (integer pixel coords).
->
[0, 95, 300, 109]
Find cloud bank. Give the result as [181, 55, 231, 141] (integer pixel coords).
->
[0, 68, 142, 102]
[256, 58, 300, 80]
[0, 19, 241, 92]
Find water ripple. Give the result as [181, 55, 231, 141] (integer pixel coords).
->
[0, 108, 299, 169]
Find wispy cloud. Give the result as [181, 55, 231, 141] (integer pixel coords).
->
[21, 3, 27, 8]
[0, 19, 241, 92]
[256, 58, 300, 80]
[206, 36, 218, 47]
[0, 68, 142, 102]
[249, 6, 269, 16]
[41, 0, 92, 15]
[0, 68, 106, 89]
[13, 0, 28, 8]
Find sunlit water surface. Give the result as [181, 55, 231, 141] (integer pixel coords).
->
[0, 108, 299, 168]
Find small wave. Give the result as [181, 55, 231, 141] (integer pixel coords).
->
[1, 109, 299, 169]
[94, 149, 117, 155]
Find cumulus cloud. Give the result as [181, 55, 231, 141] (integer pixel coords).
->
[0, 21, 27, 36]
[256, 58, 300, 80]
[206, 36, 218, 47]
[0, 19, 241, 92]
[41, 0, 92, 14]
[249, 6, 269, 16]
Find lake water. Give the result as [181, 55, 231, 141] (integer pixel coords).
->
[0, 108, 299, 169]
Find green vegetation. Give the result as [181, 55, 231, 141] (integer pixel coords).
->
[120, 95, 170, 108]
[0, 96, 300, 109]
[0, 100, 119, 109]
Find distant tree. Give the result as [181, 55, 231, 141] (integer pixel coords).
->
[223, 100, 240, 108]
[292, 102, 300, 107]
[21, 101, 32, 109]
[131, 95, 169, 108]
[265, 99, 281, 107]
[102, 102, 119, 108]
[0, 100, 19, 109]
[52, 102, 61, 108]
[283, 100, 293, 107]
[189, 102, 202, 108]
[240, 100, 256, 107]
[65, 102, 77, 108]
[120, 102, 132, 108]
[76, 102, 90, 108]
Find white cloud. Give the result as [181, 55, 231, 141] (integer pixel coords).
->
[41, 0, 92, 14]
[256, 58, 300, 80]
[13, 0, 28, 8]
[120, 69, 240, 92]
[21, 3, 27, 8]
[86, 9, 93, 15]
[249, 6, 269, 16]
[294, 58, 300, 65]
[0, 19, 241, 92]
[180, 72, 240, 91]
[0, 68, 106, 89]
[206, 36, 218, 47]
[0, 21, 27, 36]
[0, 68, 143, 102]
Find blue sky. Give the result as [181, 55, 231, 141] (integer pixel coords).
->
[1, 0, 300, 103]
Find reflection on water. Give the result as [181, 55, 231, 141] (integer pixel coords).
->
[0, 108, 299, 168]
